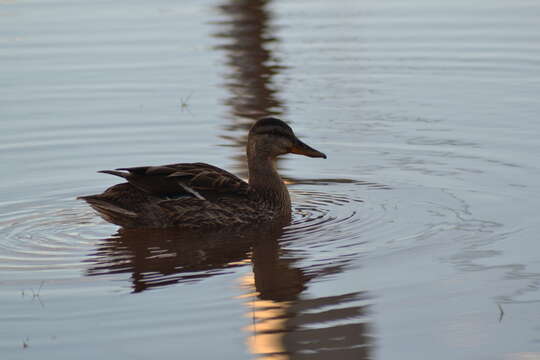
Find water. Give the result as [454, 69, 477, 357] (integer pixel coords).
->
[2, 0, 540, 359]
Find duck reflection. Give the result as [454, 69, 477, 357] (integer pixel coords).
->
[86, 225, 276, 293]
[86, 224, 373, 359]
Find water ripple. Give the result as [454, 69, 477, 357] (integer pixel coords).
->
[0, 196, 108, 272]
[0, 181, 504, 289]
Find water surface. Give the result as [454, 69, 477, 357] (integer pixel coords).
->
[2, 0, 540, 359]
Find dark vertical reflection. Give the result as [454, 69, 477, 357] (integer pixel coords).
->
[213, 0, 286, 177]
[212, 1, 375, 358]
[215, 0, 284, 119]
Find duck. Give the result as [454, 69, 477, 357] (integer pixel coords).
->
[78, 117, 327, 229]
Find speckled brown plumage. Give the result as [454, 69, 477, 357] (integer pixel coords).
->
[79, 117, 326, 229]
[79, 165, 274, 228]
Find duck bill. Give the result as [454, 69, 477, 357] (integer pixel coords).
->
[290, 138, 327, 159]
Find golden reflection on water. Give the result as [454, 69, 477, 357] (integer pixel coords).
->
[240, 270, 374, 359]
[241, 230, 373, 359]
[212, 1, 374, 358]
[245, 306, 292, 358]
[240, 275, 291, 359]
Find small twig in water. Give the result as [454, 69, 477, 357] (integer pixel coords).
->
[27, 281, 45, 307]
[497, 303, 504, 323]
[179, 93, 193, 112]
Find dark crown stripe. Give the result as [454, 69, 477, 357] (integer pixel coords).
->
[252, 125, 292, 137]
[252, 117, 291, 130]
[250, 117, 293, 138]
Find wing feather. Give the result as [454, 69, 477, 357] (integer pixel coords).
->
[101, 162, 249, 197]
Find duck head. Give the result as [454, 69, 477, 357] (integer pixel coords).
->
[247, 117, 327, 160]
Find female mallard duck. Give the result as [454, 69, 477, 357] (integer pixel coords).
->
[79, 117, 326, 229]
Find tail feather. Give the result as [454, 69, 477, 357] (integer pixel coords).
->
[98, 170, 129, 179]
[78, 195, 138, 227]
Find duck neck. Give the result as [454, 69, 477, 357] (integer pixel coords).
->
[247, 151, 291, 213]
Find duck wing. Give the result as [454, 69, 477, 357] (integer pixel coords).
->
[100, 162, 249, 198]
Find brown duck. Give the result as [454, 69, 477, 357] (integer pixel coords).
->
[78, 117, 326, 229]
